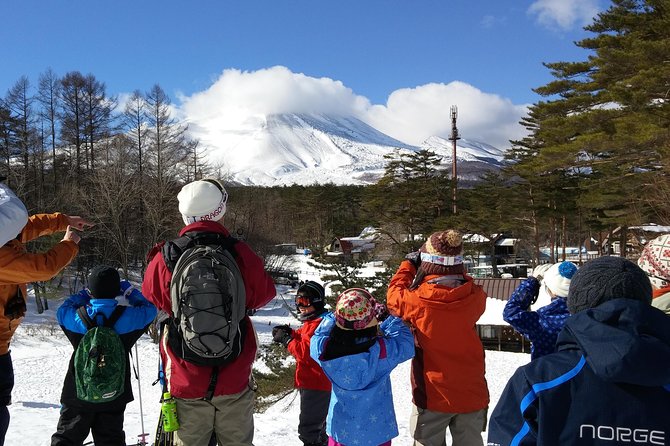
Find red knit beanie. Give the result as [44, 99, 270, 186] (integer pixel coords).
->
[419, 230, 465, 276]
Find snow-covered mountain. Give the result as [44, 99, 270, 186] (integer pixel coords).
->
[197, 113, 504, 186]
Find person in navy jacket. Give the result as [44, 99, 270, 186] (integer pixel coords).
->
[51, 265, 157, 446]
[488, 256, 670, 446]
[503, 262, 577, 360]
[310, 288, 415, 446]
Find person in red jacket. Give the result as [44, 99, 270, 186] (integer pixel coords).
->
[387, 229, 489, 446]
[272, 281, 331, 446]
[142, 178, 276, 446]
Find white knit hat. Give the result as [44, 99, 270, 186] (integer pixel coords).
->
[542, 261, 578, 298]
[638, 234, 670, 289]
[177, 180, 228, 225]
[0, 182, 28, 246]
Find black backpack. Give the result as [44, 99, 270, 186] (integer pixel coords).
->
[161, 232, 247, 367]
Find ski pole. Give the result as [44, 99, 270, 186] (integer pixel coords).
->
[134, 343, 148, 445]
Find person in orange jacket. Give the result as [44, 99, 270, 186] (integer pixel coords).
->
[387, 229, 489, 446]
[0, 181, 92, 446]
[272, 281, 331, 446]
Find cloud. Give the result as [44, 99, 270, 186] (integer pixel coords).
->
[365, 82, 529, 149]
[178, 66, 528, 151]
[528, 0, 600, 30]
[179, 66, 370, 129]
[480, 14, 506, 29]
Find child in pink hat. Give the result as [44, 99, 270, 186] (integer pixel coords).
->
[310, 288, 414, 446]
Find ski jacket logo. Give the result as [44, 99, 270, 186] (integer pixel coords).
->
[74, 306, 126, 403]
[162, 232, 247, 366]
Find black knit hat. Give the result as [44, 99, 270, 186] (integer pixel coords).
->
[88, 265, 121, 299]
[296, 280, 325, 310]
[567, 256, 652, 314]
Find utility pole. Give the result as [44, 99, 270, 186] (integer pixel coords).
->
[449, 105, 460, 214]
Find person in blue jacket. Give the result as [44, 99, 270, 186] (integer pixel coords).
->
[51, 265, 157, 446]
[488, 256, 670, 446]
[310, 288, 414, 446]
[503, 261, 577, 360]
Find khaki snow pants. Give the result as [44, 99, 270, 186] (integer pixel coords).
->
[410, 404, 486, 446]
[173, 386, 255, 446]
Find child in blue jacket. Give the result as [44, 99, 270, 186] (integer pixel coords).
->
[310, 288, 414, 446]
[51, 265, 157, 446]
[503, 261, 577, 360]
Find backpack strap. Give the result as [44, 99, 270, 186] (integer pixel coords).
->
[77, 306, 96, 330]
[104, 305, 126, 328]
[161, 232, 239, 273]
[76, 305, 126, 330]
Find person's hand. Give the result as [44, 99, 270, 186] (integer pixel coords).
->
[66, 216, 94, 231]
[272, 325, 293, 347]
[62, 226, 81, 244]
[73, 289, 91, 305]
[405, 251, 421, 269]
[120, 280, 135, 298]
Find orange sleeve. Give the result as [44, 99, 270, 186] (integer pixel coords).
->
[19, 213, 69, 243]
[386, 261, 420, 324]
[0, 241, 78, 285]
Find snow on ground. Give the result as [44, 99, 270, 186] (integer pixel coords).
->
[7, 255, 529, 445]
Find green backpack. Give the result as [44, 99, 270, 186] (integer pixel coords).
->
[74, 306, 127, 403]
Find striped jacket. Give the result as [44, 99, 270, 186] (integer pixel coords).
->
[488, 298, 670, 446]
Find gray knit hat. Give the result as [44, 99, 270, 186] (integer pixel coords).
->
[567, 256, 652, 314]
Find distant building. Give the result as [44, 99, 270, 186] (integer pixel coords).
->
[603, 223, 670, 257]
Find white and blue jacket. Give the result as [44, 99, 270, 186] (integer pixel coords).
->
[489, 298, 670, 446]
[57, 281, 157, 410]
[310, 314, 414, 446]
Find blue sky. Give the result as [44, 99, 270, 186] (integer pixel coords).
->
[1, 0, 607, 149]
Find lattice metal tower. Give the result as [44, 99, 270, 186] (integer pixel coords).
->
[449, 105, 460, 214]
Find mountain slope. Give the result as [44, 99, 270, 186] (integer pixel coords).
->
[199, 113, 503, 186]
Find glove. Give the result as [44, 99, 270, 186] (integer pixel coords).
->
[532, 264, 551, 282]
[272, 325, 293, 347]
[405, 251, 421, 269]
[4, 292, 26, 320]
[374, 302, 390, 322]
[71, 289, 91, 306]
[120, 280, 134, 297]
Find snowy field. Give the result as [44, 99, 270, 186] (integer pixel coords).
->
[6, 256, 530, 446]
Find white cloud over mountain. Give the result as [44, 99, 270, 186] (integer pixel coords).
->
[528, 0, 601, 30]
[178, 66, 529, 152]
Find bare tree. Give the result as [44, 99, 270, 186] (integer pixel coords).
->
[37, 68, 61, 188]
[60, 71, 86, 180]
[82, 74, 115, 170]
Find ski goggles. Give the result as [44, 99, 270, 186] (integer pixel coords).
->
[295, 295, 313, 308]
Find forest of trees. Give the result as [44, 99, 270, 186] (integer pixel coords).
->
[1, 0, 668, 288]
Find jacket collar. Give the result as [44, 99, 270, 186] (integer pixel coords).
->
[179, 221, 230, 237]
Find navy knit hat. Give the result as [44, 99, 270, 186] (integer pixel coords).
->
[567, 256, 652, 314]
[88, 265, 121, 299]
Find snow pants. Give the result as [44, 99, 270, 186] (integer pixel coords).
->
[173, 386, 254, 446]
[410, 405, 486, 446]
[0, 352, 13, 446]
[298, 388, 330, 445]
[51, 403, 126, 446]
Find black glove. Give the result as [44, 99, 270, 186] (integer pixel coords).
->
[5, 291, 26, 320]
[405, 251, 421, 269]
[272, 325, 293, 347]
